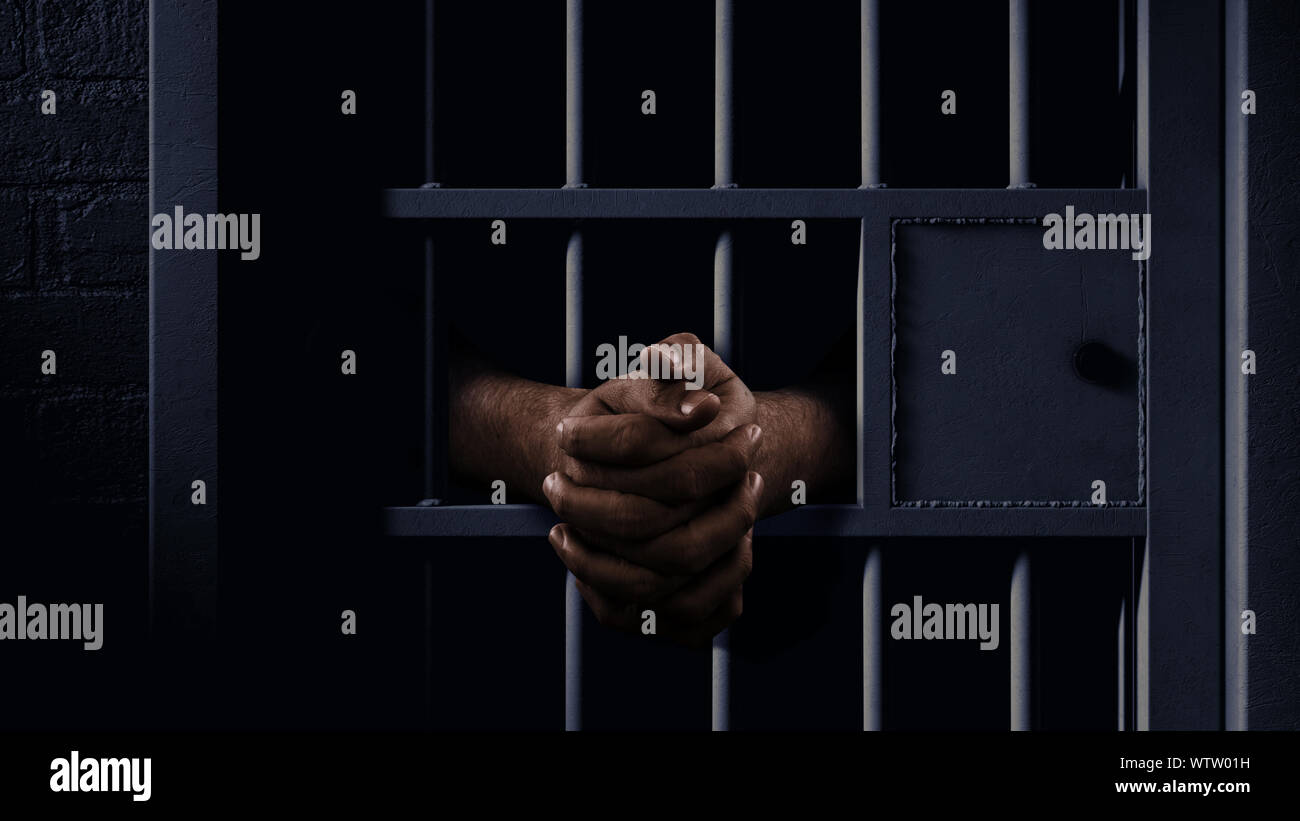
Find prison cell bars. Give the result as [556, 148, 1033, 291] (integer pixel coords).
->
[859, 0, 884, 733]
[711, 0, 737, 733]
[564, 0, 585, 732]
[1007, 0, 1034, 731]
[400, 0, 1147, 732]
[423, 0, 439, 726]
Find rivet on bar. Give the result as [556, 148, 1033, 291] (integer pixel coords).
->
[1008, 0, 1035, 188]
[711, 0, 735, 733]
[564, 0, 585, 733]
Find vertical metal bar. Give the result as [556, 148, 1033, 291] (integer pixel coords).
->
[424, 558, 434, 726]
[566, 0, 585, 189]
[1010, 550, 1032, 730]
[1008, 0, 1033, 188]
[713, 0, 735, 190]
[1117, 0, 1128, 188]
[860, 0, 883, 188]
[1224, 0, 1249, 733]
[1134, 0, 1149, 190]
[1134, 0, 1150, 730]
[862, 547, 882, 730]
[1136, 538, 1150, 729]
[564, 0, 585, 732]
[149, 0, 220, 690]
[1117, 597, 1126, 731]
[711, 0, 735, 733]
[1142, 0, 1224, 730]
[422, 0, 439, 727]
[424, 0, 439, 500]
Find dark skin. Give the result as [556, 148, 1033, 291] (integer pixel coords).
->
[449, 331, 854, 647]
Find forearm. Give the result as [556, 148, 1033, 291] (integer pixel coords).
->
[449, 354, 584, 504]
[752, 387, 854, 517]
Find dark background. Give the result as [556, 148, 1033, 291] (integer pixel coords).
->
[1, 0, 148, 728]
[1, 0, 1296, 730]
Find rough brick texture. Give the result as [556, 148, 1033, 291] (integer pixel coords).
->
[1, 0, 147, 508]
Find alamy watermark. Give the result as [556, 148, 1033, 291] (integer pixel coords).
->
[890, 595, 999, 651]
[151, 205, 261, 261]
[1042, 206, 1151, 261]
[50, 751, 150, 802]
[0, 596, 103, 650]
[595, 336, 706, 390]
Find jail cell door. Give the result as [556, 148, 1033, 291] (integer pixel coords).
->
[379, 0, 1223, 731]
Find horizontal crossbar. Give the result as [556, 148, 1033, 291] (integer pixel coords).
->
[383, 503, 1146, 539]
[383, 187, 1148, 220]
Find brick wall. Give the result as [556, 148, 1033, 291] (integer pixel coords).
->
[0, 0, 148, 728]
[1, 0, 147, 511]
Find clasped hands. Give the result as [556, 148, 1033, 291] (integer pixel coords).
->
[543, 333, 761, 648]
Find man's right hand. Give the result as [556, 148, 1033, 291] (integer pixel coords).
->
[542, 333, 761, 647]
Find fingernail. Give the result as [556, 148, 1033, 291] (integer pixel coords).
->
[548, 525, 565, 549]
[747, 471, 763, 491]
[680, 391, 714, 416]
[543, 472, 559, 495]
[747, 424, 762, 443]
[556, 420, 564, 437]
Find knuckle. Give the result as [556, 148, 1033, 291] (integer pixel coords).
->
[676, 535, 710, 576]
[675, 460, 704, 500]
[611, 422, 641, 460]
[724, 440, 751, 472]
[613, 496, 652, 538]
[549, 484, 568, 517]
[565, 460, 592, 487]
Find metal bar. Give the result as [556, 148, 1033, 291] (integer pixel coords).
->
[1117, 0, 1129, 188]
[1134, 0, 1150, 731]
[563, 0, 586, 732]
[1008, 0, 1033, 188]
[712, 0, 735, 733]
[424, 0, 439, 500]
[422, 0, 440, 728]
[1224, 0, 1249, 733]
[714, 0, 734, 190]
[1117, 596, 1126, 730]
[1139, 0, 1224, 730]
[383, 187, 1148, 220]
[383, 503, 1149, 539]
[424, 558, 434, 726]
[860, 0, 882, 188]
[150, 0, 219, 663]
[566, 0, 584, 188]
[862, 547, 882, 730]
[1010, 550, 1032, 730]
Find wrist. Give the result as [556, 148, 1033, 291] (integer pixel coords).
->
[535, 386, 586, 486]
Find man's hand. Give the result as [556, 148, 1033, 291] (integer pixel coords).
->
[542, 333, 759, 647]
